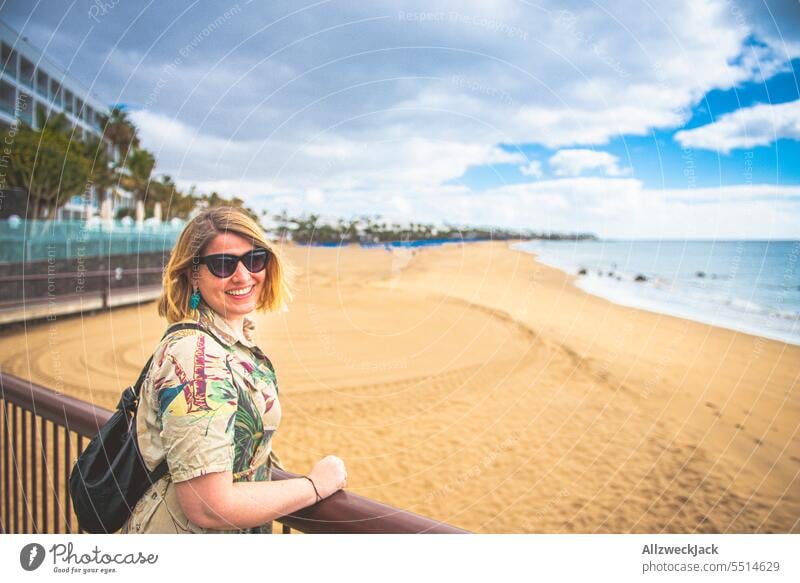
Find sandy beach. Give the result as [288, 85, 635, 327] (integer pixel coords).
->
[1, 241, 798, 533]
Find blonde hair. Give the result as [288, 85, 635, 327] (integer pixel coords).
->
[158, 207, 293, 323]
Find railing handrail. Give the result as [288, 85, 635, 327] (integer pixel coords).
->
[0, 267, 165, 284]
[0, 370, 468, 534]
[1, 371, 109, 437]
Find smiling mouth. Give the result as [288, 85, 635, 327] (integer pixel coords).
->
[225, 285, 254, 297]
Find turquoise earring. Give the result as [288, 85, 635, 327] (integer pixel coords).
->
[190, 259, 201, 310]
[189, 289, 201, 309]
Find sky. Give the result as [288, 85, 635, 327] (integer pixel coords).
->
[2, 0, 800, 239]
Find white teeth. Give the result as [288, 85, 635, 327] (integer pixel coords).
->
[226, 286, 253, 296]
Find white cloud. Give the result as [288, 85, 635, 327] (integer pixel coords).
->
[433, 179, 800, 239]
[548, 149, 630, 177]
[87, 0, 800, 239]
[511, 104, 686, 148]
[131, 110, 524, 193]
[110, 0, 799, 152]
[658, 183, 800, 202]
[247, 176, 799, 239]
[674, 99, 800, 153]
[305, 188, 326, 205]
[176, 179, 279, 199]
[520, 160, 543, 178]
[129, 106, 800, 239]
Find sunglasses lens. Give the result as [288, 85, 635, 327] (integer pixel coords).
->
[208, 256, 237, 278]
[244, 249, 269, 273]
[202, 249, 269, 277]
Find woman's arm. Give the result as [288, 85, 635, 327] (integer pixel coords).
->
[175, 472, 316, 530]
[175, 454, 347, 530]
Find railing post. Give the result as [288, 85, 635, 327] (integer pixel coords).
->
[1, 399, 8, 532]
[102, 277, 109, 310]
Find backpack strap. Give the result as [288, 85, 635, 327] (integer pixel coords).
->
[130, 322, 229, 399]
[129, 322, 233, 484]
[157, 323, 275, 477]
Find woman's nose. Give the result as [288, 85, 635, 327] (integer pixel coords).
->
[230, 259, 251, 282]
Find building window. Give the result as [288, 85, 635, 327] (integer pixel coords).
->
[19, 57, 34, 87]
[64, 89, 74, 113]
[0, 80, 15, 116]
[36, 69, 49, 97]
[76, 97, 84, 120]
[50, 79, 63, 107]
[17, 91, 33, 125]
[1, 42, 17, 77]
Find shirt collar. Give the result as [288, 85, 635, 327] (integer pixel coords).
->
[196, 302, 257, 348]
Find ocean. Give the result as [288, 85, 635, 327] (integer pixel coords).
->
[513, 239, 800, 346]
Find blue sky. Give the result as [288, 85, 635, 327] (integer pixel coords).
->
[3, 0, 800, 238]
[458, 58, 800, 190]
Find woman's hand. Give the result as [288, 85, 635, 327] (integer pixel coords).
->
[308, 455, 347, 499]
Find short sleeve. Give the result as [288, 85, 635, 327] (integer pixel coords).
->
[149, 332, 238, 482]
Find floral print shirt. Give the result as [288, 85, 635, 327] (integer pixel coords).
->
[122, 303, 282, 534]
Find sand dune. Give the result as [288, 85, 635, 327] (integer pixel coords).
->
[1, 241, 797, 532]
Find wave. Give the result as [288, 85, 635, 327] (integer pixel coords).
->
[512, 241, 800, 345]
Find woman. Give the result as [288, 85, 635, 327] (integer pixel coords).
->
[123, 207, 347, 533]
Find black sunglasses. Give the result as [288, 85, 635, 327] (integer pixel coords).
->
[198, 248, 271, 278]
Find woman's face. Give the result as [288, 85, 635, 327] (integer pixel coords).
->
[194, 232, 266, 322]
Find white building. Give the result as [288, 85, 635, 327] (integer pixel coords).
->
[0, 20, 133, 219]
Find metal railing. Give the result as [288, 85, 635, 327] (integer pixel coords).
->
[0, 267, 164, 307]
[0, 267, 166, 326]
[0, 371, 468, 534]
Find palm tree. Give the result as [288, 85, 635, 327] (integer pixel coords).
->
[83, 136, 114, 197]
[122, 147, 155, 205]
[97, 107, 143, 215]
[100, 107, 139, 157]
[148, 174, 190, 220]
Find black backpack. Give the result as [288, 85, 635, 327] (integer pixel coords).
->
[69, 322, 226, 533]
